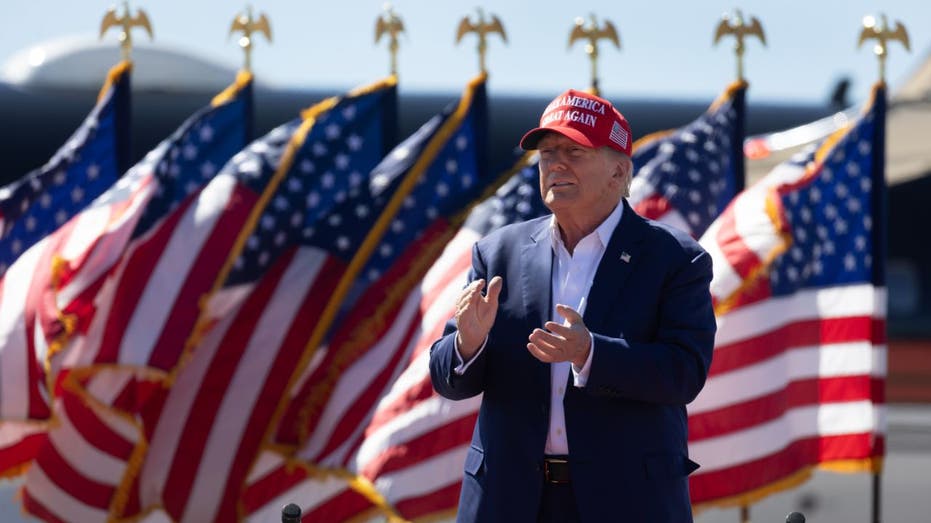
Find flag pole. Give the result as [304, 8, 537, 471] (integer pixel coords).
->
[712, 9, 766, 83]
[857, 13, 908, 523]
[375, 3, 405, 77]
[872, 470, 882, 523]
[99, 0, 154, 62]
[712, 9, 761, 194]
[454, 7, 507, 76]
[568, 13, 621, 97]
[228, 6, 272, 74]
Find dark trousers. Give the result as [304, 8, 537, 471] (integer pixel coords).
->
[537, 482, 581, 523]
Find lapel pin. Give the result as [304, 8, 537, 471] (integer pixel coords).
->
[620, 252, 631, 263]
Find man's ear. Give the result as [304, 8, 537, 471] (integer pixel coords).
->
[617, 155, 633, 196]
[616, 155, 632, 179]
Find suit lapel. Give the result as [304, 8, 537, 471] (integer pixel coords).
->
[521, 219, 553, 329]
[521, 219, 554, 409]
[584, 199, 646, 331]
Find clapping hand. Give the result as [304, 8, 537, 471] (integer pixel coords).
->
[527, 303, 591, 368]
[455, 276, 503, 360]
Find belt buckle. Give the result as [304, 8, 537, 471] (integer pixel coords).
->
[544, 457, 569, 484]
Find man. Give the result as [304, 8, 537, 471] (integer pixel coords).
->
[429, 89, 716, 523]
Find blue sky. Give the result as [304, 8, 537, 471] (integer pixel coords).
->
[1, 1, 928, 105]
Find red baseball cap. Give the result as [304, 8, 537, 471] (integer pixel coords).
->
[519, 89, 632, 156]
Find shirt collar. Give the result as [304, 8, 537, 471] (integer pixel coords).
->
[549, 199, 625, 252]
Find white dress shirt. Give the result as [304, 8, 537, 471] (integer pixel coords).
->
[544, 200, 623, 455]
[454, 200, 625, 456]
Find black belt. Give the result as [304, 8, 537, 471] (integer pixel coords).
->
[543, 456, 570, 484]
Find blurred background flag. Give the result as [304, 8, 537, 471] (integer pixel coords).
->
[0, 69, 251, 422]
[0, 60, 130, 481]
[96, 76, 405, 522]
[628, 80, 747, 238]
[19, 369, 145, 522]
[9, 70, 254, 522]
[271, 73, 491, 451]
[0, 61, 131, 276]
[12, 75, 398, 523]
[688, 82, 887, 508]
[43, 70, 254, 369]
[48, 76, 396, 379]
[242, 149, 548, 522]
[194, 73, 496, 523]
[134, 74, 493, 523]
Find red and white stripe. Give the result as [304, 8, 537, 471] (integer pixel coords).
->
[0, 162, 157, 424]
[687, 284, 886, 505]
[689, 161, 886, 506]
[51, 163, 158, 314]
[0, 420, 47, 476]
[20, 370, 140, 522]
[256, 226, 484, 520]
[628, 178, 691, 235]
[138, 246, 339, 522]
[700, 161, 809, 304]
[58, 173, 255, 373]
[0, 235, 53, 421]
[244, 451, 377, 522]
[242, 225, 481, 520]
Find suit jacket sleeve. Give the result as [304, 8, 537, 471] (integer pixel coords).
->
[429, 243, 490, 401]
[584, 247, 715, 405]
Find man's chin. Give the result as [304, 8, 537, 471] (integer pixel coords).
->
[544, 191, 577, 207]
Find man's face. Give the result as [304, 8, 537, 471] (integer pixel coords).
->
[537, 132, 624, 218]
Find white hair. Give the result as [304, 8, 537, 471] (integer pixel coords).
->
[602, 147, 633, 197]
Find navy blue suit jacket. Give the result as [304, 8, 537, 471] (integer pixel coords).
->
[429, 200, 716, 523]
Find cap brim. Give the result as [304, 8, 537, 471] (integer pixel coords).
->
[519, 126, 598, 151]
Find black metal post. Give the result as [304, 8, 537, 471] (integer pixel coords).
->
[282, 502, 302, 523]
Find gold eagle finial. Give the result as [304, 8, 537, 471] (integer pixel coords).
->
[229, 5, 272, 73]
[713, 9, 765, 82]
[455, 8, 507, 75]
[568, 14, 620, 95]
[858, 14, 910, 83]
[375, 3, 405, 77]
[99, 1, 154, 62]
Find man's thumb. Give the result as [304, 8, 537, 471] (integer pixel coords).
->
[485, 276, 503, 304]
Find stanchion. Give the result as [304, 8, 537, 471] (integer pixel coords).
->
[281, 503, 302, 522]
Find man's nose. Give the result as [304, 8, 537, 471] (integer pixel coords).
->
[548, 151, 569, 169]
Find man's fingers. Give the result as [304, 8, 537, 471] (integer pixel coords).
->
[556, 303, 584, 324]
[527, 343, 556, 363]
[528, 328, 561, 351]
[457, 279, 485, 308]
[543, 321, 573, 337]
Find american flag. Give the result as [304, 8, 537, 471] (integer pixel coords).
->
[242, 148, 548, 521]
[629, 81, 746, 238]
[0, 61, 130, 480]
[20, 368, 151, 522]
[688, 83, 887, 508]
[240, 74, 495, 522]
[134, 75, 493, 523]
[71, 77, 404, 522]
[12, 72, 254, 521]
[270, 74, 491, 449]
[0, 61, 131, 277]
